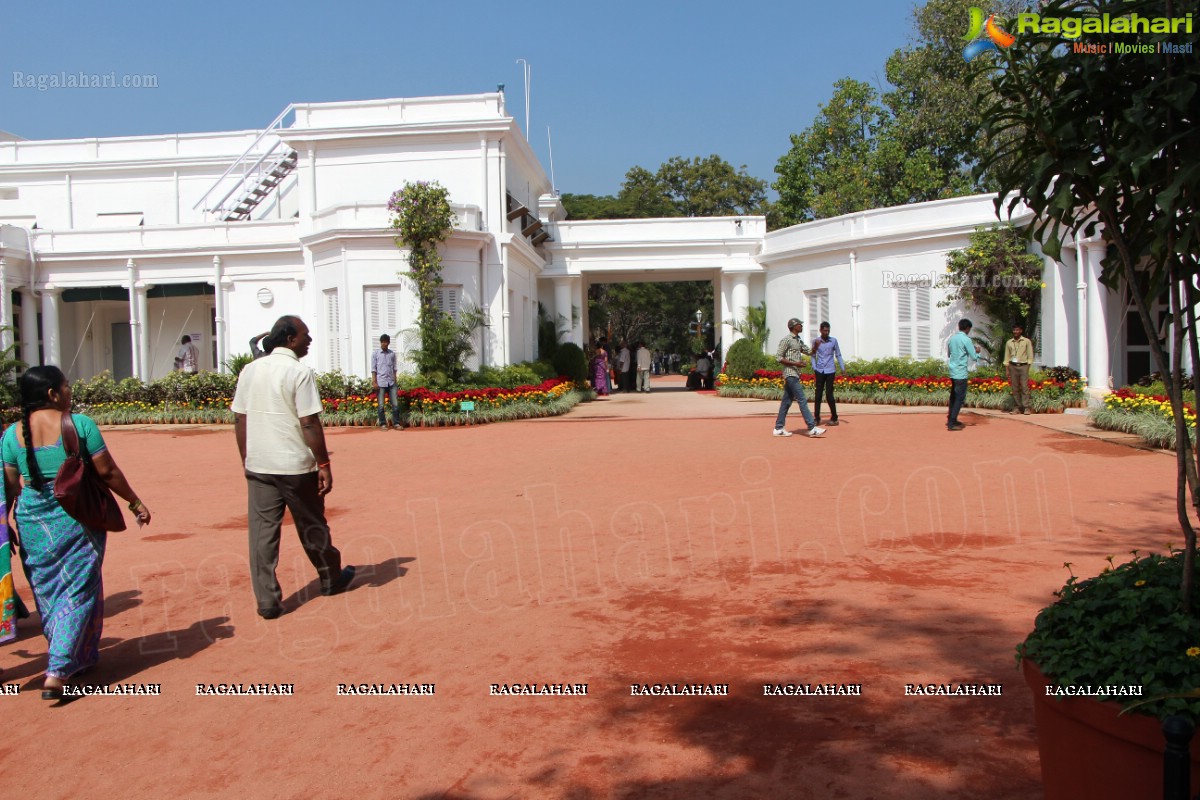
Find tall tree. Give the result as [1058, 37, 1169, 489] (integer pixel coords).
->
[979, 0, 1199, 602]
[773, 78, 889, 225]
[772, 0, 1027, 228]
[563, 156, 768, 221]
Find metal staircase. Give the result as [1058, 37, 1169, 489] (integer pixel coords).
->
[194, 105, 297, 222]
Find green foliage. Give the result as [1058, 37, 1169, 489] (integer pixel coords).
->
[589, 280, 713, 355]
[724, 338, 774, 380]
[403, 304, 485, 383]
[314, 370, 371, 401]
[536, 302, 563, 361]
[0, 327, 24, 408]
[551, 342, 587, 385]
[560, 193, 633, 220]
[389, 180, 463, 378]
[225, 353, 254, 376]
[842, 357, 948, 378]
[771, 0, 1027, 229]
[774, 79, 892, 225]
[942, 225, 1044, 335]
[725, 302, 769, 352]
[1018, 550, 1200, 720]
[978, 0, 1200, 603]
[562, 155, 768, 221]
[468, 362, 546, 389]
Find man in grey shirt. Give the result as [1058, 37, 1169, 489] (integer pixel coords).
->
[773, 318, 826, 438]
[371, 333, 401, 430]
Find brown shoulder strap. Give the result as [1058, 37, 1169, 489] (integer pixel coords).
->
[59, 412, 81, 458]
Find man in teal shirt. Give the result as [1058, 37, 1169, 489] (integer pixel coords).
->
[947, 318, 978, 431]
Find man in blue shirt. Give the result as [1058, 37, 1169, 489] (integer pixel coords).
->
[811, 322, 845, 426]
[946, 318, 978, 431]
[371, 334, 401, 430]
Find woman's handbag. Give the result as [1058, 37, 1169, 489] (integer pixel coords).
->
[54, 414, 127, 532]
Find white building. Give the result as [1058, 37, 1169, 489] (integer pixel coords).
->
[0, 92, 1165, 389]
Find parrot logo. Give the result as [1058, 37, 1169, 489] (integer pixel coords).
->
[963, 7, 1016, 61]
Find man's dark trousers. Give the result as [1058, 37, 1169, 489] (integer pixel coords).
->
[246, 470, 343, 612]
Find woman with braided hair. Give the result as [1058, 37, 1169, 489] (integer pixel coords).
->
[1, 366, 151, 700]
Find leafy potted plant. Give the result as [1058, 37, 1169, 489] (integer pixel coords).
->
[1018, 550, 1200, 797]
[977, 0, 1200, 796]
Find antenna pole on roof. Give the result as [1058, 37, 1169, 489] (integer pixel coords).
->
[547, 126, 557, 196]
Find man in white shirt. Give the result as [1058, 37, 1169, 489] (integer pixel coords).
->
[635, 342, 652, 393]
[231, 315, 355, 619]
[176, 335, 199, 374]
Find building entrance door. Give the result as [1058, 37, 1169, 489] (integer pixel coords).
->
[112, 322, 132, 379]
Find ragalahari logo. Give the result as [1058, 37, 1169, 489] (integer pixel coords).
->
[963, 7, 1017, 61]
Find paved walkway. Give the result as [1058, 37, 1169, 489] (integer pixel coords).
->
[3, 376, 1177, 799]
[570, 374, 1156, 451]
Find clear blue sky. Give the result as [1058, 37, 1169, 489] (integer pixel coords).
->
[2, 0, 921, 197]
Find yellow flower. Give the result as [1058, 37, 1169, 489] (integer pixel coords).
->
[1188, 647, 1200, 658]
[1134, 580, 1146, 587]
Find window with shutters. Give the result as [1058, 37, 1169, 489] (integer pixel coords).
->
[323, 289, 341, 371]
[896, 286, 932, 358]
[434, 285, 462, 320]
[806, 290, 829, 333]
[364, 285, 404, 369]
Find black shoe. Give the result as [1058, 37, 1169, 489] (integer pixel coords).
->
[948, 423, 965, 431]
[41, 683, 64, 701]
[258, 606, 283, 620]
[322, 566, 357, 596]
[826, 420, 839, 426]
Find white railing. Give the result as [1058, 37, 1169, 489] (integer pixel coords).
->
[193, 105, 296, 219]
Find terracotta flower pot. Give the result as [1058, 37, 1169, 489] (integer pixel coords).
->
[1024, 659, 1200, 799]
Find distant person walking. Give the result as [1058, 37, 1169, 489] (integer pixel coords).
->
[947, 318, 979, 431]
[636, 342, 652, 393]
[2, 366, 151, 699]
[773, 318, 825, 438]
[617, 343, 632, 392]
[231, 315, 355, 620]
[591, 338, 611, 395]
[175, 335, 199, 374]
[1004, 324, 1035, 415]
[371, 334, 401, 430]
[811, 322, 845, 426]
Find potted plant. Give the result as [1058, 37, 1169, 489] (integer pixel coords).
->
[1018, 550, 1200, 798]
[977, 0, 1200, 795]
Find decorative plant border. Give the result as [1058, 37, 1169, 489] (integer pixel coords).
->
[67, 378, 590, 429]
[1089, 389, 1198, 450]
[717, 370, 1088, 412]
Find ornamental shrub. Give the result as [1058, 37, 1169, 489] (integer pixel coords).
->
[552, 342, 587, 384]
[843, 357, 948, 379]
[725, 338, 772, 380]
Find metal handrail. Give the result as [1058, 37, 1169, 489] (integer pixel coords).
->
[193, 104, 296, 214]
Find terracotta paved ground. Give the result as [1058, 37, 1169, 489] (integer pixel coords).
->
[0, 377, 1177, 799]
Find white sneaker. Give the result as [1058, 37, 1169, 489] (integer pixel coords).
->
[808, 427, 826, 437]
[772, 428, 793, 437]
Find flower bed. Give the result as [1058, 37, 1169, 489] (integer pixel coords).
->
[717, 370, 1087, 412]
[74, 378, 588, 428]
[1089, 389, 1198, 449]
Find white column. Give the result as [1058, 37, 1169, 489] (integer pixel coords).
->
[1084, 242, 1109, 389]
[127, 259, 141, 379]
[213, 256, 227, 373]
[19, 287, 39, 366]
[730, 272, 750, 346]
[136, 283, 150, 380]
[1074, 235, 1089, 384]
[41, 285, 62, 367]
[552, 276, 574, 346]
[0, 260, 11, 356]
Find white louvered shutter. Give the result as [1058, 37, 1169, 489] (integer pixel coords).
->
[324, 289, 341, 371]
